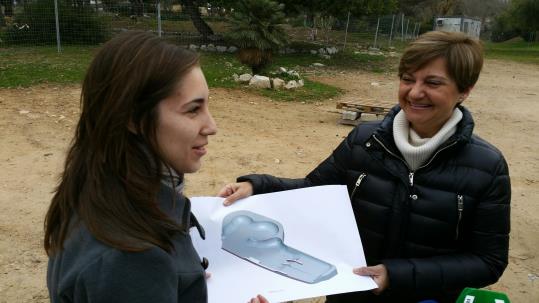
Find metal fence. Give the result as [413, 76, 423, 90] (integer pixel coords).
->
[337, 13, 421, 50]
[0, 0, 422, 52]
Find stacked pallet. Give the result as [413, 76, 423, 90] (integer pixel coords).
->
[336, 100, 395, 125]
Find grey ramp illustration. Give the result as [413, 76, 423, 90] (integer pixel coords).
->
[221, 210, 337, 284]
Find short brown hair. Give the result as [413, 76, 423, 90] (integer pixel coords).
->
[45, 31, 199, 255]
[398, 31, 483, 92]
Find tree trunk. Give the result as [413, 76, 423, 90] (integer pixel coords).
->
[305, 10, 317, 41]
[129, 0, 143, 17]
[182, 0, 214, 39]
[1, 0, 13, 17]
[0, 7, 5, 27]
[237, 48, 272, 75]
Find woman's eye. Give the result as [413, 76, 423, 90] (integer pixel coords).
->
[427, 81, 441, 86]
[187, 106, 200, 114]
[401, 77, 414, 83]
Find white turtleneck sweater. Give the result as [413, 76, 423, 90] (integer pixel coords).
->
[393, 108, 463, 171]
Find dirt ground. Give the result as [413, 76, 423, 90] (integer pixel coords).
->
[1, 59, 538, 302]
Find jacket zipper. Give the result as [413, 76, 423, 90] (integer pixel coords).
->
[372, 134, 459, 187]
[351, 173, 367, 199]
[372, 134, 464, 240]
[456, 194, 464, 240]
[372, 135, 416, 202]
[372, 135, 409, 169]
[408, 172, 414, 187]
[416, 141, 459, 170]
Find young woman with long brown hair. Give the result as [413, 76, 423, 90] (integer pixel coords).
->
[44, 31, 266, 303]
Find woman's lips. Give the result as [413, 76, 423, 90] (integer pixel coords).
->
[193, 145, 207, 156]
[409, 102, 432, 109]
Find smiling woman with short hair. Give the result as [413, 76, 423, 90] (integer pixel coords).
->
[220, 31, 511, 303]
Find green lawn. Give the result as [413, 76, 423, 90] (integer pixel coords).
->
[484, 40, 539, 64]
[8, 40, 532, 103]
[0, 45, 393, 101]
[0, 46, 96, 87]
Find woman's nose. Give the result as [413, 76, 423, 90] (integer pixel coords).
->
[202, 111, 217, 136]
[408, 82, 425, 100]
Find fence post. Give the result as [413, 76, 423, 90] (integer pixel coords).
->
[388, 14, 395, 47]
[405, 19, 410, 40]
[343, 10, 351, 50]
[157, 1, 162, 37]
[54, 0, 61, 53]
[373, 17, 380, 49]
[401, 13, 405, 42]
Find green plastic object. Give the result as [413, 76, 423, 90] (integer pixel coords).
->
[456, 287, 511, 303]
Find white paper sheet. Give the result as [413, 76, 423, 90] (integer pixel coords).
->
[190, 185, 377, 303]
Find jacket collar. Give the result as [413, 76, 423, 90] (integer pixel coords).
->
[372, 104, 475, 150]
[157, 183, 205, 240]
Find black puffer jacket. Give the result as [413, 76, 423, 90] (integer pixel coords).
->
[238, 105, 510, 303]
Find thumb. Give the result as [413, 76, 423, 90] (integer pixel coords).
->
[353, 267, 374, 276]
[217, 187, 230, 198]
[217, 183, 237, 198]
[223, 191, 244, 206]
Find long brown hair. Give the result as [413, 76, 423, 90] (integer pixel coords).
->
[44, 31, 199, 255]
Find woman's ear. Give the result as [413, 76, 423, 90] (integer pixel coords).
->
[460, 86, 474, 102]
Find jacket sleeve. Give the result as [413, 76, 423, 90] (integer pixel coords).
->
[237, 127, 359, 194]
[74, 247, 177, 303]
[383, 156, 511, 295]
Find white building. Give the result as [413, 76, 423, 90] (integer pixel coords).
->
[433, 16, 482, 39]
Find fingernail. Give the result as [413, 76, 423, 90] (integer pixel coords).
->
[223, 200, 229, 206]
[353, 268, 360, 274]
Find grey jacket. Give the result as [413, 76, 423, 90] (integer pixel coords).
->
[47, 185, 207, 303]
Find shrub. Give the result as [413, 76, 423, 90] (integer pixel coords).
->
[4, 0, 110, 45]
[490, 13, 520, 42]
[225, 0, 289, 75]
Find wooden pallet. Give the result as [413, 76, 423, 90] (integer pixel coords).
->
[337, 100, 395, 125]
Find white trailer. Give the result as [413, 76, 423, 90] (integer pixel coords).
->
[433, 16, 481, 39]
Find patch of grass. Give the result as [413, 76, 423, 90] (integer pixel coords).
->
[0, 46, 95, 88]
[1, 45, 391, 102]
[266, 49, 394, 73]
[333, 51, 395, 72]
[0, 46, 244, 89]
[199, 52, 248, 88]
[484, 40, 539, 64]
[201, 52, 343, 101]
[109, 17, 231, 34]
[258, 78, 343, 102]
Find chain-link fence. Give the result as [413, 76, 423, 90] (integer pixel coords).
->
[0, 1, 423, 52]
[299, 13, 422, 50]
[0, 0, 227, 49]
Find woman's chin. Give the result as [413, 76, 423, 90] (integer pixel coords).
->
[184, 162, 202, 174]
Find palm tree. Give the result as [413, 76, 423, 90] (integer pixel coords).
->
[226, 0, 289, 75]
